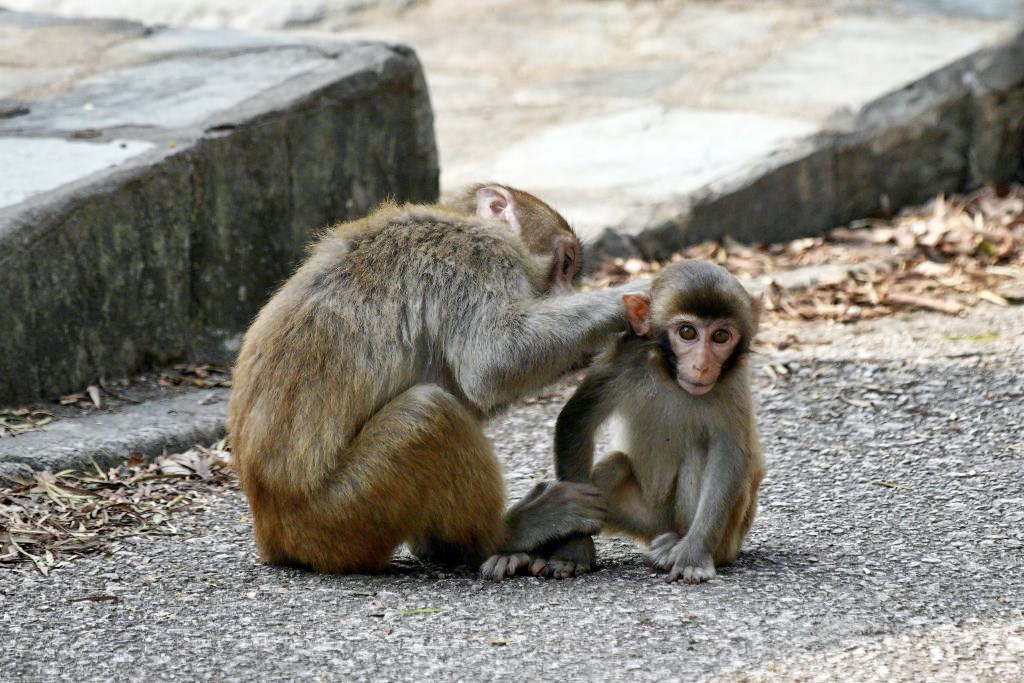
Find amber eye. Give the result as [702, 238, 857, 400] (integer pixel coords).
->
[678, 325, 697, 341]
[711, 329, 731, 344]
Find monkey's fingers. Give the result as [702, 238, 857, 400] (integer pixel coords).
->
[647, 531, 682, 570]
[480, 553, 532, 582]
[558, 481, 607, 504]
[531, 535, 596, 579]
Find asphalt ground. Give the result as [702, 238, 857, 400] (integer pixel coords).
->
[3, 307, 1022, 681]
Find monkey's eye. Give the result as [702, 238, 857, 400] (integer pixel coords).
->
[678, 325, 697, 341]
[711, 329, 731, 344]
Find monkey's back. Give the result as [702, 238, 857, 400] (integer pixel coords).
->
[228, 203, 539, 495]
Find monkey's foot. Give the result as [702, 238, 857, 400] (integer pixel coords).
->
[529, 534, 596, 579]
[480, 552, 532, 582]
[530, 556, 592, 579]
[647, 533, 716, 584]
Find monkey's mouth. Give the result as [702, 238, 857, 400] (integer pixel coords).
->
[677, 377, 714, 396]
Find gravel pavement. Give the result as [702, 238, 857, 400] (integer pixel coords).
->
[3, 308, 1022, 681]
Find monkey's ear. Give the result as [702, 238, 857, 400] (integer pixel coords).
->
[751, 291, 764, 336]
[476, 186, 522, 233]
[622, 293, 652, 336]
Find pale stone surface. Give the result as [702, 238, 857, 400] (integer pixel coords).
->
[3, 49, 330, 131]
[445, 106, 817, 239]
[0, 137, 153, 208]
[722, 16, 1008, 121]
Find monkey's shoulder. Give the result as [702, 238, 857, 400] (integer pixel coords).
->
[326, 204, 522, 253]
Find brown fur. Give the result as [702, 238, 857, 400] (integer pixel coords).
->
[229, 186, 636, 573]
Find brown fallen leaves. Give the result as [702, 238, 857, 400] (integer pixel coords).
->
[0, 446, 233, 575]
[0, 408, 53, 436]
[590, 185, 1024, 322]
[157, 363, 232, 389]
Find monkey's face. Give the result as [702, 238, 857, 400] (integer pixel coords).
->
[664, 317, 742, 396]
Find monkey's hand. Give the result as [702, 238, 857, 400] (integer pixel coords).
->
[529, 534, 596, 579]
[481, 482, 606, 582]
[503, 481, 607, 551]
[648, 532, 716, 584]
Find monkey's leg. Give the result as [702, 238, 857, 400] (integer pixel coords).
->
[593, 452, 660, 537]
[274, 384, 506, 574]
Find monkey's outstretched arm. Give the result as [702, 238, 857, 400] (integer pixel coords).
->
[554, 367, 619, 482]
[502, 480, 607, 551]
[455, 283, 646, 412]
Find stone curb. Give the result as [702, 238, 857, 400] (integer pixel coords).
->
[0, 387, 229, 480]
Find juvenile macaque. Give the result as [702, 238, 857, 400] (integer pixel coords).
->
[532, 260, 765, 583]
[228, 184, 645, 576]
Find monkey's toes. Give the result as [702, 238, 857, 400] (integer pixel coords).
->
[666, 563, 716, 584]
[480, 552, 531, 582]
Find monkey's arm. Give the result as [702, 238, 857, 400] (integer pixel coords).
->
[455, 284, 646, 412]
[502, 480, 606, 550]
[555, 367, 619, 481]
[649, 433, 750, 583]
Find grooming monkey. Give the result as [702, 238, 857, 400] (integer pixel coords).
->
[526, 260, 765, 583]
[228, 184, 645, 577]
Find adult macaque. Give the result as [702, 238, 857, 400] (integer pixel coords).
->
[531, 260, 765, 583]
[228, 184, 645, 577]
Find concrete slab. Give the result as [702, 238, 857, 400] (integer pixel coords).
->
[0, 10, 438, 406]
[11, 2, 1022, 252]
[0, 137, 153, 209]
[4, 50, 330, 130]
[330, 0, 1024, 253]
[445, 106, 817, 232]
[721, 17, 1003, 121]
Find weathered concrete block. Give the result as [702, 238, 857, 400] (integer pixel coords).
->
[596, 29, 1024, 260]
[0, 12, 438, 405]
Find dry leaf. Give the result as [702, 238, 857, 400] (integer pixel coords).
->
[840, 395, 875, 409]
[977, 290, 1010, 307]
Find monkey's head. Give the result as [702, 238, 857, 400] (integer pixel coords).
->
[623, 260, 762, 396]
[452, 183, 582, 295]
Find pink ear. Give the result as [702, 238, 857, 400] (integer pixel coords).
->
[622, 293, 652, 336]
[476, 186, 521, 233]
